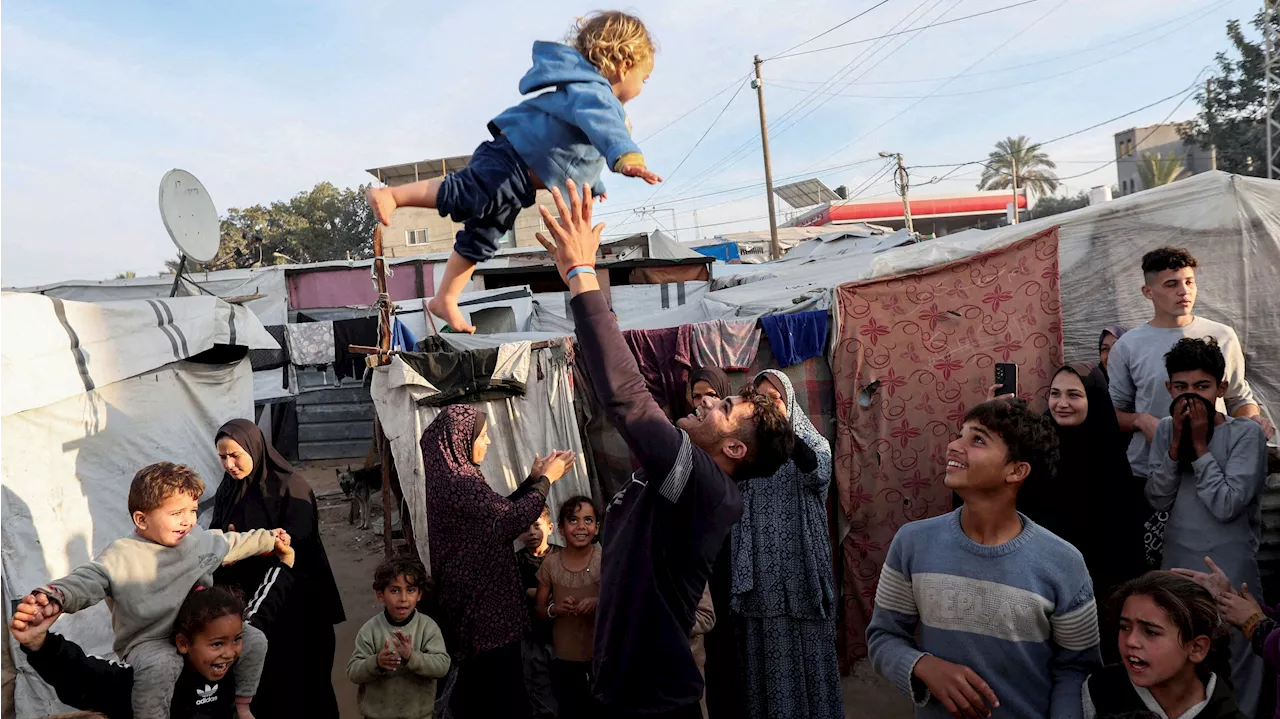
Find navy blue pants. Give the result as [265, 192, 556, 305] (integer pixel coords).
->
[436, 134, 536, 262]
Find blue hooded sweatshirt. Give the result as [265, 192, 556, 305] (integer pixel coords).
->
[491, 41, 642, 198]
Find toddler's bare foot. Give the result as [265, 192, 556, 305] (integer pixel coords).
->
[366, 186, 397, 226]
[428, 295, 476, 334]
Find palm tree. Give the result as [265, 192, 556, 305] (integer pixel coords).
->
[1136, 152, 1187, 191]
[978, 136, 1060, 198]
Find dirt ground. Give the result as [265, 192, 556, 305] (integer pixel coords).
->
[298, 461, 912, 719]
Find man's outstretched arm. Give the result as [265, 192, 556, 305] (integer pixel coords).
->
[539, 181, 693, 495]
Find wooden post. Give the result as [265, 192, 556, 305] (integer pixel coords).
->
[372, 225, 395, 557]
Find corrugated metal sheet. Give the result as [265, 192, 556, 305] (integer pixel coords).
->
[295, 373, 374, 460]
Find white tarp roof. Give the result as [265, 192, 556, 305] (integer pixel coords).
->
[16, 266, 290, 327]
[2, 293, 276, 417]
[2, 294, 264, 718]
[370, 340, 592, 565]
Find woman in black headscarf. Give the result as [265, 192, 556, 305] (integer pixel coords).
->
[211, 418, 344, 719]
[1017, 364, 1145, 658]
[686, 366, 732, 419]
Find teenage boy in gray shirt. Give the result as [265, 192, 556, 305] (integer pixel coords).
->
[1108, 247, 1272, 563]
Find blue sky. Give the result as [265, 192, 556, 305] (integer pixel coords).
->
[0, 0, 1254, 286]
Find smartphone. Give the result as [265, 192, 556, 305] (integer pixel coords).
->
[994, 362, 1018, 398]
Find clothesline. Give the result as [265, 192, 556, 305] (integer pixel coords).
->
[346, 339, 560, 356]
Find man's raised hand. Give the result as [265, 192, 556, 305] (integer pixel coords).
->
[535, 179, 605, 285]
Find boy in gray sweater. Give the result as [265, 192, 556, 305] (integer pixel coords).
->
[1147, 337, 1268, 717]
[868, 399, 1101, 718]
[347, 556, 451, 719]
[11, 462, 284, 719]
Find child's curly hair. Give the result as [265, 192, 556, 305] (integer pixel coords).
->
[570, 11, 656, 79]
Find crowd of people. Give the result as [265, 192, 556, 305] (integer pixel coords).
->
[870, 245, 1275, 719]
[5, 180, 844, 719]
[5, 10, 1277, 717]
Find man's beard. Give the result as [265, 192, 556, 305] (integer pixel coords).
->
[684, 420, 724, 453]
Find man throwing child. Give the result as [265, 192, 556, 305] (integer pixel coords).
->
[535, 179, 794, 719]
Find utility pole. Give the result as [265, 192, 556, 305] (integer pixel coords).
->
[1207, 77, 1219, 171]
[1010, 155, 1020, 224]
[753, 55, 781, 260]
[1266, 0, 1279, 178]
[895, 154, 914, 236]
[880, 151, 914, 235]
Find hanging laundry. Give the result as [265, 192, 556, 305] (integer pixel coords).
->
[333, 317, 380, 380]
[759, 310, 828, 368]
[400, 336, 530, 406]
[285, 321, 335, 366]
[250, 325, 289, 372]
[391, 318, 420, 352]
[690, 319, 762, 371]
[622, 325, 693, 410]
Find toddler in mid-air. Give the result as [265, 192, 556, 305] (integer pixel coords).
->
[10, 462, 285, 719]
[366, 11, 661, 333]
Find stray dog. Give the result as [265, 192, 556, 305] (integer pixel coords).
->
[338, 465, 382, 531]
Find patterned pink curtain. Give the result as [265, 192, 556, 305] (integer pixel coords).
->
[832, 228, 1063, 665]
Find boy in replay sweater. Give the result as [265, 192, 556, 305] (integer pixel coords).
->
[365, 11, 661, 335]
[347, 556, 451, 719]
[867, 399, 1102, 718]
[12, 462, 284, 719]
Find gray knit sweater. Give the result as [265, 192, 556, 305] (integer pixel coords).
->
[347, 609, 452, 719]
[39, 525, 276, 659]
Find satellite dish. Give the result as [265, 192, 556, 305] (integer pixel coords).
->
[158, 169, 219, 263]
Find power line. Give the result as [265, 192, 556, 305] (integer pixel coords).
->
[764, 0, 897, 61]
[768, 0, 1232, 85]
[770, 0, 1043, 60]
[643, 77, 750, 204]
[803, 0, 1069, 171]
[590, 156, 885, 219]
[906, 80, 1205, 173]
[668, 0, 957, 197]
[636, 77, 745, 144]
[766, 1, 1226, 102]
[1051, 80, 1206, 181]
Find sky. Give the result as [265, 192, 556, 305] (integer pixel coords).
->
[0, 0, 1257, 287]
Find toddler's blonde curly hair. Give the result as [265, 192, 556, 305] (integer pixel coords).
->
[570, 11, 656, 80]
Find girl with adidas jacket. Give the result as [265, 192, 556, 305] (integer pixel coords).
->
[9, 545, 295, 719]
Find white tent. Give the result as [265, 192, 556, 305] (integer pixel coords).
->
[17, 268, 294, 402]
[369, 335, 593, 564]
[1, 292, 276, 718]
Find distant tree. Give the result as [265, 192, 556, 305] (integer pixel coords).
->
[165, 182, 377, 272]
[1180, 10, 1277, 175]
[1029, 191, 1090, 219]
[113, 271, 137, 279]
[1137, 152, 1188, 190]
[978, 136, 1060, 197]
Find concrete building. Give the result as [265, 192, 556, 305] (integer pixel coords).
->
[366, 155, 558, 258]
[1113, 124, 1216, 196]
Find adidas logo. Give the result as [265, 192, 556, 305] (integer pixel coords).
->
[196, 684, 219, 705]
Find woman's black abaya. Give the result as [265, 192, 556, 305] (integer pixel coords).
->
[211, 418, 345, 719]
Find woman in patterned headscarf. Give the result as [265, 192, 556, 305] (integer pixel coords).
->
[420, 405, 575, 719]
[731, 370, 843, 719]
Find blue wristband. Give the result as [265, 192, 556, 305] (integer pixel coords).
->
[566, 265, 597, 281]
